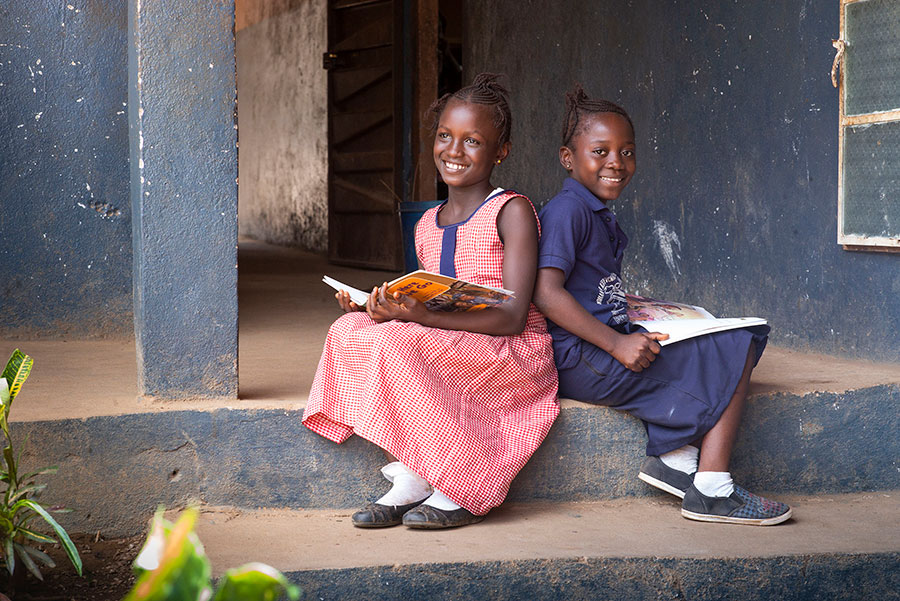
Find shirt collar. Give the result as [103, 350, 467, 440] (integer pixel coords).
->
[562, 177, 612, 213]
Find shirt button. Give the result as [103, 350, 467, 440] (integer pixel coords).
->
[609, 235, 615, 242]
[604, 216, 611, 222]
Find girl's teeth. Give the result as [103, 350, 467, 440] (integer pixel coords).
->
[444, 161, 466, 172]
[601, 176, 622, 182]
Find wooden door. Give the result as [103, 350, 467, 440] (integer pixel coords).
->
[325, 0, 404, 270]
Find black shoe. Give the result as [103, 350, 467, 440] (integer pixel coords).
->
[402, 504, 485, 529]
[682, 484, 792, 526]
[351, 500, 425, 528]
[638, 456, 694, 499]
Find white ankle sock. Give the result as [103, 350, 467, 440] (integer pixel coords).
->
[421, 489, 462, 511]
[375, 462, 432, 506]
[693, 471, 734, 497]
[659, 445, 699, 475]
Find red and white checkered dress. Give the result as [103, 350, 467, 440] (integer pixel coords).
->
[303, 191, 559, 515]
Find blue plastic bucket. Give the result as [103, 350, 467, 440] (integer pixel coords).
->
[399, 200, 443, 272]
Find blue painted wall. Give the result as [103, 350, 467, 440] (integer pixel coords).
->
[466, 1, 900, 361]
[0, 1, 132, 338]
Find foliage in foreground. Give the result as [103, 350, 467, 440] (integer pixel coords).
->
[0, 349, 82, 581]
[124, 507, 300, 601]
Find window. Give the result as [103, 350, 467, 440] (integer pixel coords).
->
[837, 0, 900, 251]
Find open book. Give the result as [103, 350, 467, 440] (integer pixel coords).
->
[323, 271, 514, 312]
[626, 294, 767, 346]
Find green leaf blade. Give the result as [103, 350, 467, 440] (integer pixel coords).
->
[13, 542, 43, 581]
[16, 500, 82, 576]
[1, 350, 33, 404]
[211, 563, 301, 601]
[3, 536, 13, 576]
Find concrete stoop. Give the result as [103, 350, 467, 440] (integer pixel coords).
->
[191, 494, 900, 601]
[15, 380, 900, 535]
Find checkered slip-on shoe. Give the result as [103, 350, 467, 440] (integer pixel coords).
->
[682, 484, 792, 526]
[638, 456, 695, 499]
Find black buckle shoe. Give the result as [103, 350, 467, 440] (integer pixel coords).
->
[402, 504, 485, 529]
[351, 500, 425, 528]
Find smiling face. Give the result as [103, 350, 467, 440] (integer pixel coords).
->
[560, 112, 635, 201]
[433, 99, 509, 191]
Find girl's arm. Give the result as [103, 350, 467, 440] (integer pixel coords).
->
[533, 267, 667, 372]
[365, 196, 537, 336]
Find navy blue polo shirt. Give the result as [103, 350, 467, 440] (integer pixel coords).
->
[538, 177, 630, 370]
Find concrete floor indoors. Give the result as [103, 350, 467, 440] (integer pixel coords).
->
[7, 236, 900, 424]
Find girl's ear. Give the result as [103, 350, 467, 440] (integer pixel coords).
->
[559, 146, 574, 172]
[496, 141, 511, 164]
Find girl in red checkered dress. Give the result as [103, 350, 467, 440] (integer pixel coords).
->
[303, 73, 559, 529]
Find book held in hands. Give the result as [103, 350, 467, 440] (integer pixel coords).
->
[323, 271, 514, 312]
[626, 294, 767, 346]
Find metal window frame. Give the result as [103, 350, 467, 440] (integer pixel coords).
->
[837, 0, 900, 251]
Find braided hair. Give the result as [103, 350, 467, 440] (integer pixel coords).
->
[561, 84, 634, 148]
[427, 72, 512, 146]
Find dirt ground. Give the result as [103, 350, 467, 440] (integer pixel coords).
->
[0, 533, 142, 601]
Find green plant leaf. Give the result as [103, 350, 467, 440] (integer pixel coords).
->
[10, 483, 47, 503]
[1, 350, 32, 405]
[18, 527, 57, 544]
[0, 378, 9, 407]
[13, 542, 43, 581]
[19, 466, 59, 481]
[125, 508, 212, 601]
[3, 536, 13, 576]
[211, 563, 301, 601]
[2, 447, 16, 491]
[16, 500, 81, 576]
[18, 543, 55, 568]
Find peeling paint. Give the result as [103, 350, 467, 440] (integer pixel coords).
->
[652, 220, 682, 280]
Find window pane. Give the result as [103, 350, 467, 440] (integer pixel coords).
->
[842, 120, 900, 238]
[845, 0, 900, 116]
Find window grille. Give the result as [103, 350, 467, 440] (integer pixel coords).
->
[836, 0, 900, 251]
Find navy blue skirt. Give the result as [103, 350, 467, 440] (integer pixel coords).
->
[557, 325, 769, 456]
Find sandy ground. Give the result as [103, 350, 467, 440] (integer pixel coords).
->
[5, 238, 900, 423]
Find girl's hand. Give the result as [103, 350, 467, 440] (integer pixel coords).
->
[335, 290, 364, 313]
[365, 282, 429, 323]
[610, 332, 669, 372]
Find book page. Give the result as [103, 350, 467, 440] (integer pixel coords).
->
[322, 276, 369, 306]
[634, 317, 768, 346]
[626, 294, 715, 321]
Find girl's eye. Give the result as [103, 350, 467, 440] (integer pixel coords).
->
[593, 149, 608, 156]
[437, 132, 450, 139]
[465, 137, 480, 145]
[622, 149, 635, 157]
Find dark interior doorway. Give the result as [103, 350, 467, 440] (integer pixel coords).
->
[324, 0, 464, 270]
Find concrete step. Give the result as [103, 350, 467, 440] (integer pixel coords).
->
[15, 363, 900, 536]
[192, 492, 900, 600]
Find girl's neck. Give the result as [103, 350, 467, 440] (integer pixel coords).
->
[446, 181, 497, 213]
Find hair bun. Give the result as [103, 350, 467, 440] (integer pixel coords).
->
[471, 72, 509, 101]
[561, 83, 633, 146]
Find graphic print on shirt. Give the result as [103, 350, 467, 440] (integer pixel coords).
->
[596, 273, 629, 324]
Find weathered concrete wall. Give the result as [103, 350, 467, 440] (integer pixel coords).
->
[236, 0, 328, 252]
[465, 1, 900, 362]
[0, 1, 132, 338]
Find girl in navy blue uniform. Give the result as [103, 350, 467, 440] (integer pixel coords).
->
[534, 86, 791, 526]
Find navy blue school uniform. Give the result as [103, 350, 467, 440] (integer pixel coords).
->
[538, 177, 769, 456]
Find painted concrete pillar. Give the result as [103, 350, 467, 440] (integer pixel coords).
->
[128, 1, 238, 399]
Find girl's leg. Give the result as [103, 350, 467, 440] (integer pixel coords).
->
[683, 343, 791, 525]
[697, 344, 754, 472]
